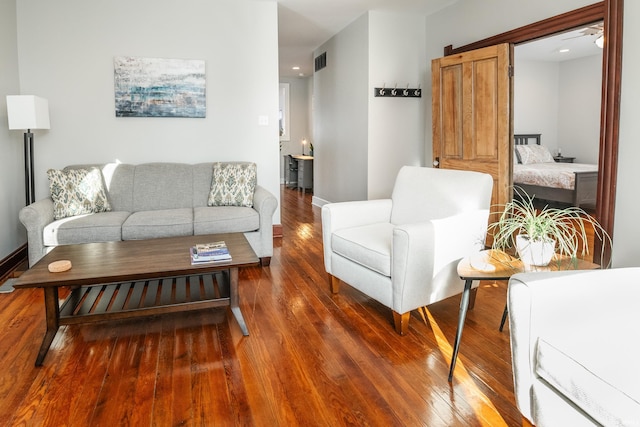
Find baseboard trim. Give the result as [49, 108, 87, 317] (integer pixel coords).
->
[312, 195, 330, 207]
[0, 244, 28, 281]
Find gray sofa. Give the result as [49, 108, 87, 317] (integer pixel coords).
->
[19, 162, 278, 267]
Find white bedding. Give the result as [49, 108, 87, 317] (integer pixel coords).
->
[514, 162, 598, 190]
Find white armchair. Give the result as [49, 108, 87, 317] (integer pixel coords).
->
[321, 166, 493, 334]
[509, 268, 640, 426]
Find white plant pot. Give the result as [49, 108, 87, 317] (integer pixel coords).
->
[516, 234, 556, 266]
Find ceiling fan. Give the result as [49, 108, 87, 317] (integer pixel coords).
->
[563, 23, 605, 47]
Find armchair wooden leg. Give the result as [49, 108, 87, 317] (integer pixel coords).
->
[393, 311, 410, 336]
[329, 274, 340, 294]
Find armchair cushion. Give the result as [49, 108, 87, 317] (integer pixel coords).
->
[332, 223, 394, 276]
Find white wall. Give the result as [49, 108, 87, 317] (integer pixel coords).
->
[513, 59, 560, 151]
[0, 0, 24, 259]
[558, 54, 602, 164]
[14, 0, 281, 221]
[367, 11, 426, 199]
[313, 13, 369, 203]
[514, 54, 601, 163]
[313, 10, 426, 204]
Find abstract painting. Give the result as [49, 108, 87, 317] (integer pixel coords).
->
[114, 56, 206, 118]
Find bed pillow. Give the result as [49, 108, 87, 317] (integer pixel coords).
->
[48, 168, 112, 220]
[516, 145, 555, 165]
[207, 162, 257, 207]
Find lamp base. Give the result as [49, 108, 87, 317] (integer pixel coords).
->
[24, 131, 35, 205]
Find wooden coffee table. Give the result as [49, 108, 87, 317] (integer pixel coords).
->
[14, 233, 259, 366]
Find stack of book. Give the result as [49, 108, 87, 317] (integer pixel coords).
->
[190, 241, 232, 264]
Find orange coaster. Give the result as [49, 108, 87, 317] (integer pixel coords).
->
[48, 260, 72, 273]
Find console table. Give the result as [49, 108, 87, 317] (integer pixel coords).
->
[289, 155, 313, 192]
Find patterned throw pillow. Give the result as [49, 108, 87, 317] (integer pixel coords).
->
[207, 162, 257, 207]
[516, 145, 555, 165]
[48, 168, 112, 220]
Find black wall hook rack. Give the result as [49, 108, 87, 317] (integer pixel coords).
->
[374, 86, 421, 98]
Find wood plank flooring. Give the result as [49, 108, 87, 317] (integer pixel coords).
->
[0, 187, 526, 426]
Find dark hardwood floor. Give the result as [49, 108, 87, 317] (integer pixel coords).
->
[0, 187, 524, 426]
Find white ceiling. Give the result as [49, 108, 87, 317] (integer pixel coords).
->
[274, 0, 457, 78]
[516, 23, 604, 62]
[273, 1, 603, 78]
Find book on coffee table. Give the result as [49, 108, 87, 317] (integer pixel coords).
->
[194, 241, 229, 257]
[190, 245, 231, 264]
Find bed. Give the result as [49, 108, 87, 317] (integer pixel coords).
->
[513, 134, 598, 208]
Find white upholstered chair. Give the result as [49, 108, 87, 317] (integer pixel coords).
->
[321, 166, 493, 334]
[509, 268, 640, 426]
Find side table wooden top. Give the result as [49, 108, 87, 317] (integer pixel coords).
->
[457, 249, 600, 281]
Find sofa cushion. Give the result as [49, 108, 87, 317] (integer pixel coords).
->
[132, 163, 194, 211]
[43, 211, 130, 246]
[193, 206, 259, 234]
[122, 208, 193, 240]
[192, 163, 215, 207]
[48, 168, 111, 220]
[536, 336, 640, 427]
[208, 162, 257, 207]
[331, 223, 394, 276]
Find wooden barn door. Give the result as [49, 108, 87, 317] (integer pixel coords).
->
[432, 43, 513, 218]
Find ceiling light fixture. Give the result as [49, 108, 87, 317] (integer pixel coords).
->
[595, 35, 604, 48]
[292, 66, 300, 70]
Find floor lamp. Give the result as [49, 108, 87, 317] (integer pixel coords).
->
[6, 95, 50, 205]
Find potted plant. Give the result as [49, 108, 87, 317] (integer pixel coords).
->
[487, 187, 611, 266]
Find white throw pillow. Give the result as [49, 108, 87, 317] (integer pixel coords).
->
[516, 145, 555, 164]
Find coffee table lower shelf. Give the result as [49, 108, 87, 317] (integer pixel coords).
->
[37, 271, 247, 366]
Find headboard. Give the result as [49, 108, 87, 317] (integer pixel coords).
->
[514, 134, 541, 145]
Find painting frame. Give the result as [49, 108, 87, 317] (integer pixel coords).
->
[114, 56, 206, 118]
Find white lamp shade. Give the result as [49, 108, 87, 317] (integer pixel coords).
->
[6, 95, 50, 130]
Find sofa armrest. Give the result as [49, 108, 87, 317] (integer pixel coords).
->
[249, 185, 278, 257]
[19, 198, 55, 266]
[321, 199, 392, 274]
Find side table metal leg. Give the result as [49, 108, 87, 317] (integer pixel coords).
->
[36, 287, 60, 366]
[499, 303, 508, 331]
[229, 268, 249, 336]
[448, 279, 473, 381]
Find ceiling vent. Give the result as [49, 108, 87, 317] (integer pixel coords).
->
[314, 52, 327, 72]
